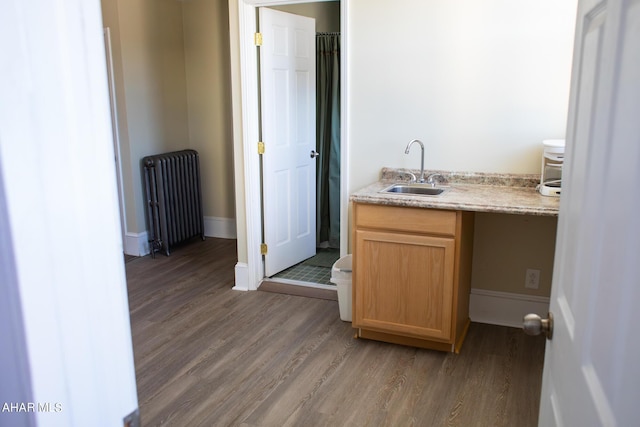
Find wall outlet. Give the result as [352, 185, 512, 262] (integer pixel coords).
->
[525, 268, 541, 289]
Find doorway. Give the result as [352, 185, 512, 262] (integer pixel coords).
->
[231, 0, 347, 292]
[261, 3, 341, 288]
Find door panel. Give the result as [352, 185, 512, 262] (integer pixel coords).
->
[259, 8, 316, 277]
[538, 0, 640, 425]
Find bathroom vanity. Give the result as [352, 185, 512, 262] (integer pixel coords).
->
[350, 168, 559, 353]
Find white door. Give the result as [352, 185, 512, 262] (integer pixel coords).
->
[0, 0, 139, 424]
[259, 8, 317, 277]
[534, 0, 640, 425]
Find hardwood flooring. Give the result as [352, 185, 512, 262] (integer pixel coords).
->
[125, 238, 545, 427]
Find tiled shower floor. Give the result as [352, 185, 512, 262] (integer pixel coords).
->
[273, 264, 333, 285]
[271, 249, 340, 286]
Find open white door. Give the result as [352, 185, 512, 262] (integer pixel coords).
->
[530, 0, 640, 425]
[0, 0, 139, 425]
[259, 8, 317, 277]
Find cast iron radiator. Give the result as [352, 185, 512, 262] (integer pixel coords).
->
[143, 149, 204, 257]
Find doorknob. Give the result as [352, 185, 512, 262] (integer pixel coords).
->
[523, 312, 553, 340]
[310, 150, 320, 159]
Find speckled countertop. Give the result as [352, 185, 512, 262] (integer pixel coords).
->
[350, 168, 560, 216]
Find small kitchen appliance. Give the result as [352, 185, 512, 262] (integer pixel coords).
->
[539, 139, 565, 197]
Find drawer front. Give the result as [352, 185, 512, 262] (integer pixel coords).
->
[355, 203, 457, 236]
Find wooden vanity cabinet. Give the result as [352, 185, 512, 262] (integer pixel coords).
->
[352, 203, 474, 353]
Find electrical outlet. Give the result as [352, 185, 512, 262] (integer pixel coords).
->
[525, 268, 541, 289]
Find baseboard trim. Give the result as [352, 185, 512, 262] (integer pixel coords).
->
[204, 216, 237, 239]
[469, 288, 550, 328]
[233, 262, 249, 291]
[125, 217, 235, 257]
[123, 231, 149, 256]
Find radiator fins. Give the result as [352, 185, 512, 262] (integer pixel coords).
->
[143, 150, 204, 257]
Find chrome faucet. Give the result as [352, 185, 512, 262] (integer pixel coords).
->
[426, 173, 447, 187]
[404, 139, 425, 183]
[400, 169, 417, 183]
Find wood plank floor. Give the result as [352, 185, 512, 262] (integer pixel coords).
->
[125, 238, 545, 427]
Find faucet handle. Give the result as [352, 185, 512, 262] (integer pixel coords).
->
[426, 173, 447, 187]
[400, 170, 417, 183]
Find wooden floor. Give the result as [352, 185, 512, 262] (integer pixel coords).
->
[125, 238, 545, 427]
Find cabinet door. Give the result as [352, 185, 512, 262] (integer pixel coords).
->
[354, 229, 455, 341]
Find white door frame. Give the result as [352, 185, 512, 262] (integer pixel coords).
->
[233, 0, 349, 291]
[104, 27, 128, 254]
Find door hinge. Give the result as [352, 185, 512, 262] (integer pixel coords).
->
[258, 141, 265, 155]
[254, 32, 263, 46]
[260, 243, 268, 255]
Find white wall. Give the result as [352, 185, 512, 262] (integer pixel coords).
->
[343, 0, 576, 300]
[348, 0, 577, 193]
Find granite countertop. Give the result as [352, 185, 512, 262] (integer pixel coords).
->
[350, 168, 560, 216]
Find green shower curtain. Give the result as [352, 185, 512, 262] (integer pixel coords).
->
[316, 33, 341, 248]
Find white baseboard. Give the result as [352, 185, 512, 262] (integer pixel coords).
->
[124, 217, 236, 258]
[123, 231, 149, 256]
[204, 216, 237, 239]
[233, 262, 249, 291]
[469, 288, 550, 328]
